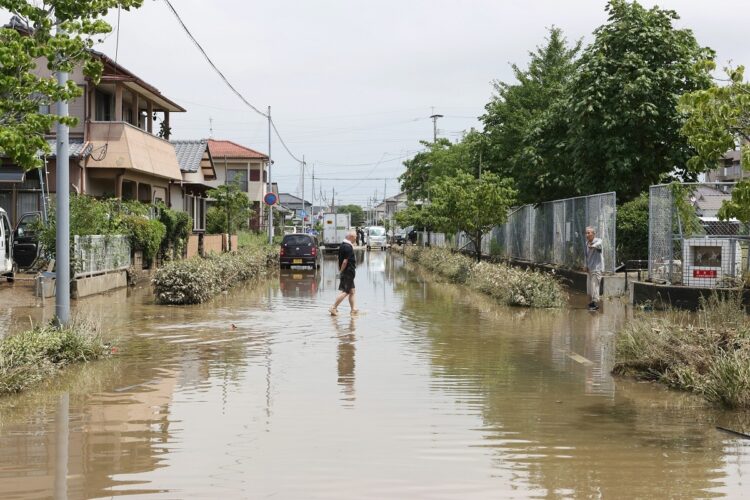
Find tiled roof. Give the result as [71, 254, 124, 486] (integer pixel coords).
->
[171, 139, 208, 173]
[279, 193, 311, 205]
[42, 140, 93, 158]
[208, 139, 268, 160]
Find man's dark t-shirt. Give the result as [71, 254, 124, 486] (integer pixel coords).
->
[338, 242, 356, 276]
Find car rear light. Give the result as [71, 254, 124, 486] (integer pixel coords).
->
[280, 247, 286, 256]
[311, 247, 317, 256]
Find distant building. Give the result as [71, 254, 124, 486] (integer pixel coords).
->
[705, 150, 744, 183]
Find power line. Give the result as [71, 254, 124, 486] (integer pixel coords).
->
[271, 119, 303, 164]
[161, 0, 266, 118]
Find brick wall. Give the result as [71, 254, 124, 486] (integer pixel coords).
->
[203, 234, 224, 255]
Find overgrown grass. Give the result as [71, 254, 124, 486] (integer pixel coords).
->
[153, 245, 278, 304]
[402, 246, 565, 308]
[0, 319, 110, 395]
[614, 293, 750, 409]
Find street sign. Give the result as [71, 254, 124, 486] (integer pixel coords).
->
[299, 210, 307, 217]
[263, 192, 278, 206]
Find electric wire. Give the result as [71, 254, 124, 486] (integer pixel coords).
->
[161, 0, 267, 119]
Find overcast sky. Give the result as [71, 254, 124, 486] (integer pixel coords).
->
[7, 1, 749, 206]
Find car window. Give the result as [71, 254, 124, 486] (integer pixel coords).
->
[282, 235, 312, 246]
[369, 227, 385, 237]
[17, 213, 40, 233]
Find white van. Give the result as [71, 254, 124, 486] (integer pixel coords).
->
[367, 226, 387, 250]
[0, 208, 14, 275]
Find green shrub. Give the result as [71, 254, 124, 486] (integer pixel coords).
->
[0, 319, 110, 395]
[403, 246, 565, 308]
[120, 215, 166, 262]
[613, 293, 750, 409]
[616, 193, 649, 264]
[159, 206, 191, 260]
[152, 245, 278, 304]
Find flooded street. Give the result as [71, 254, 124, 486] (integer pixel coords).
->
[1, 251, 749, 499]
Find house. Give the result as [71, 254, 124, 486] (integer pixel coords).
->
[206, 139, 269, 231]
[0, 45, 186, 223]
[171, 139, 218, 233]
[278, 193, 312, 222]
[705, 150, 745, 183]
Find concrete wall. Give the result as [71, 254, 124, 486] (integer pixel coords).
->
[203, 234, 223, 255]
[187, 234, 199, 258]
[72, 271, 128, 298]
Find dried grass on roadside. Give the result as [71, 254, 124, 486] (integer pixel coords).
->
[614, 293, 750, 409]
[403, 246, 565, 308]
[0, 318, 109, 395]
[152, 246, 278, 305]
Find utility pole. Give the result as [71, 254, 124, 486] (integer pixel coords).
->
[430, 112, 443, 142]
[301, 155, 305, 232]
[55, 19, 71, 326]
[267, 106, 273, 244]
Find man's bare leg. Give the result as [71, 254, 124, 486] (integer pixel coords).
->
[348, 289, 358, 314]
[330, 291, 349, 315]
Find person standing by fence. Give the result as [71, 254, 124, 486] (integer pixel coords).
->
[584, 226, 604, 311]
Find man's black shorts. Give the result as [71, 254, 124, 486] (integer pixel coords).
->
[338, 272, 356, 293]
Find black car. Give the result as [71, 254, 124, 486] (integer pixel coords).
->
[13, 211, 42, 270]
[279, 234, 320, 269]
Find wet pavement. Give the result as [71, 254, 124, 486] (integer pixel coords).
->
[1, 251, 749, 498]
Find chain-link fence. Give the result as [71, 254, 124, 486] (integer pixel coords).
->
[416, 192, 617, 273]
[492, 192, 617, 273]
[648, 183, 750, 286]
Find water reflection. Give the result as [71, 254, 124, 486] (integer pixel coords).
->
[332, 316, 357, 405]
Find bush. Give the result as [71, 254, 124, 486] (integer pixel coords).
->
[159, 206, 191, 260]
[0, 319, 110, 395]
[120, 215, 166, 262]
[152, 245, 278, 305]
[613, 293, 750, 409]
[403, 246, 565, 308]
[616, 193, 650, 264]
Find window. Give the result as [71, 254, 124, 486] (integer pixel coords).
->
[249, 169, 260, 182]
[226, 169, 248, 192]
[95, 90, 113, 121]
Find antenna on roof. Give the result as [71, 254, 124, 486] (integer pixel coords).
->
[209, 117, 213, 138]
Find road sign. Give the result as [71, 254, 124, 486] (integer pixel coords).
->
[263, 192, 278, 206]
[299, 210, 307, 217]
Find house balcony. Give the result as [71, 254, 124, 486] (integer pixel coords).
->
[86, 121, 182, 181]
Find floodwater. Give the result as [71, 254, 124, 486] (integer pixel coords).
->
[1, 251, 749, 499]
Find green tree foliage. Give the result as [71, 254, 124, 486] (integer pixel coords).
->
[718, 180, 750, 225]
[426, 171, 517, 261]
[0, 0, 143, 170]
[563, 0, 714, 202]
[481, 27, 581, 204]
[336, 204, 365, 226]
[616, 193, 649, 263]
[399, 131, 486, 202]
[680, 65, 750, 173]
[206, 182, 251, 237]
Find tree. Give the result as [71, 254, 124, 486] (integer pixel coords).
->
[0, 0, 143, 170]
[481, 27, 581, 204]
[427, 171, 517, 261]
[399, 130, 486, 202]
[680, 65, 750, 173]
[206, 182, 251, 243]
[336, 204, 365, 226]
[564, 0, 714, 202]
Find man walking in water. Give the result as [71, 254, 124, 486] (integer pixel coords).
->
[584, 226, 604, 311]
[330, 230, 358, 316]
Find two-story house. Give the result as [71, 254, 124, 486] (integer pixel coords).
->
[1, 46, 186, 224]
[206, 139, 269, 231]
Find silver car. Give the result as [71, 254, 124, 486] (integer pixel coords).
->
[367, 226, 388, 250]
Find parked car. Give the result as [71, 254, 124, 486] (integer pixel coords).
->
[367, 226, 387, 250]
[13, 211, 42, 270]
[280, 233, 320, 269]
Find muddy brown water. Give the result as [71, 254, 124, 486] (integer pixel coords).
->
[1, 251, 749, 499]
